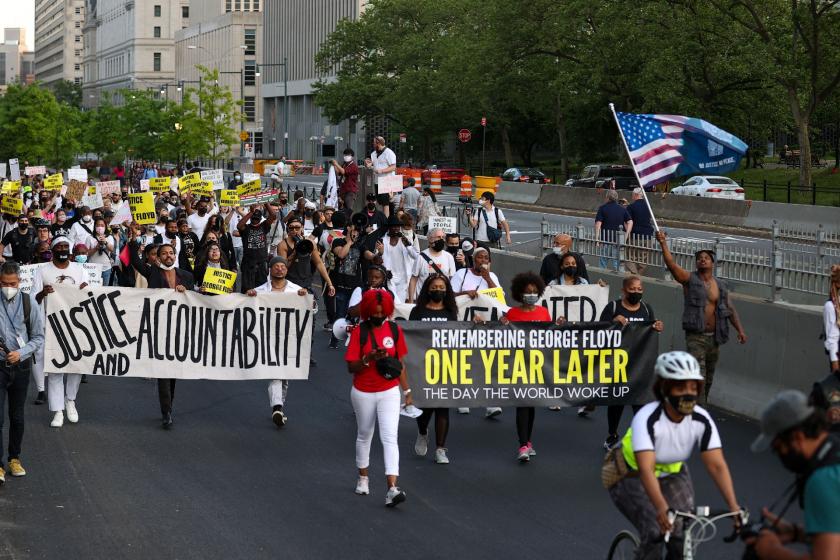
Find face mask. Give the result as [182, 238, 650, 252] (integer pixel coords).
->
[367, 203, 376, 211]
[563, 266, 577, 277]
[18, 223, 28, 230]
[429, 290, 445, 303]
[158, 262, 176, 271]
[96, 226, 106, 235]
[252, 212, 263, 222]
[74, 254, 88, 263]
[431, 239, 445, 252]
[522, 293, 540, 305]
[388, 229, 400, 237]
[343, 156, 353, 163]
[165, 231, 177, 239]
[41, 251, 52, 261]
[446, 245, 459, 254]
[54, 250, 70, 262]
[553, 247, 566, 256]
[626, 292, 643, 305]
[666, 394, 697, 416]
[369, 316, 386, 327]
[82, 215, 92, 223]
[777, 447, 810, 474]
[1, 287, 19, 301]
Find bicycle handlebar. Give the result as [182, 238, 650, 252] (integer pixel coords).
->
[664, 508, 749, 545]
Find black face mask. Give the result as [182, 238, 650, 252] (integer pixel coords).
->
[367, 203, 376, 211]
[563, 266, 577, 277]
[431, 239, 445, 252]
[429, 290, 445, 303]
[54, 249, 70, 262]
[666, 394, 697, 416]
[18, 223, 29, 231]
[165, 231, 177, 239]
[446, 245, 459, 254]
[777, 447, 810, 474]
[252, 211, 263, 222]
[369, 316, 386, 327]
[388, 229, 400, 237]
[626, 293, 643, 305]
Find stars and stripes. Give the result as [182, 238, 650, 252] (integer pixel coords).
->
[616, 112, 687, 188]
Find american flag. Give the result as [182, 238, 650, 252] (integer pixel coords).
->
[615, 112, 688, 188]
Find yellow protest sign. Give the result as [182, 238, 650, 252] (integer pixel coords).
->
[43, 173, 63, 189]
[237, 179, 261, 197]
[1, 196, 23, 215]
[220, 189, 240, 206]
[149, 177, 171, 193]
[128, 192, 157, 225]
[479, 287, 507, 306]
[202, 268, 237, 295]
[88, 186, 97, 196]
[179, 172, 201, 193]
[1, 181, 21, 195]
[189, 180, 213, 197]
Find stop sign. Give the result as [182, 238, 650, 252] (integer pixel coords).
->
[458, 129, 472, 143]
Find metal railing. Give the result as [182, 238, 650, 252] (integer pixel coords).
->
[737, 178, 840, 206]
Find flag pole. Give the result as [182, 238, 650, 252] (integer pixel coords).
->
[609, 103, 660, 232]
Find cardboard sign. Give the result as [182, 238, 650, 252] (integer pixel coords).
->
[202, 268, 237, 295]
[1, 181, 21, 195]
[109, 204, 132, 226]
[220, 189, 240, 206]
[242, 173, 260, 183]
[44, 173, 64, 189]
[65, 180, 88, 201]
[179, 172, 201, 190]
[240, 188, 278, 207]
[128, 192, 157, 225]
[9, 159, 20, 181]
[25, 165, 46, 176]
[188, 180, 213, 197]
[97, 180, 122, 195]
[139, 179, 150, 192]
[82, 192, 104, 210]
[479, 287, 507, 306]
[1, 196, 23, 215]
[378, 174, 404, 194]
[237, 179, 261, 198]
[428, 216, 457, 234]
[67, 168, 88, 182]
[149, 177, 171, 193]
[200, 169, 225, 190]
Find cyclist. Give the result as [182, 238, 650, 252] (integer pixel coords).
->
[608, 351, 741, 559]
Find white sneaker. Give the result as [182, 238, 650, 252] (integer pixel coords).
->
[435, 448, 450, 464]
[457, 408, 470, 414]
[414, 432, 429, 457]
[65, 400, 79, 424]
[50, 411, 64, 428]
[354, 476, 369, 495]
[485, 407, 502, 418]
[385, 486, 406, 507]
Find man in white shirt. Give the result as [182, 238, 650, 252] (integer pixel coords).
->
[469, 192, 511, 248]
[69, 206, 96, 248]
[247, 256, 309, 429]
[185, 196, 218, 236]
[407, 227, 456, 302]
[366, 136, 397, 178]
[377, 216, 418, 302]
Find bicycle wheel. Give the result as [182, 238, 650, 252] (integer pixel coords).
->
[606, 530, 639, 560]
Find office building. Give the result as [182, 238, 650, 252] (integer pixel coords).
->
[1, 28, 35, 87]
[34, 0, 86, 87]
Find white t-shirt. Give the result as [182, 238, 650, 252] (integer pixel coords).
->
[370, 148, 397, 176]
[473, 204, 506, 242]
[349, 286, 403, 308]
[451, 268, 501, 293]
[411, 249, 457, 297]
[229, 212, 243, 249]
[187, 211, 213, 236]
[254, 278, 302, 294]
[31, 262, 89, 313]
[70, 220, 96, 248]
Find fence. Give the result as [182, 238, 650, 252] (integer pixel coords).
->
[738, 178, 840, 206]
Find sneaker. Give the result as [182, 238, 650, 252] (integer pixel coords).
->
[414, 432, 429, 457]
[8, 458, 26, 477]
[385, 486, 406, 507]
[435, 448, 449, 464]
[50, 411, 64, 428]
[272, 408, 287, 428]
[604, 433, 620, 451]
[517, 445, 530, 462]
[34, 391, 46, 405]
[527, 442, 536, 456]
[577, 405, 594, 418]
[354, 475, 369, 495]
[0, 467, 4, 484]
[485, 407, 502, 419]
[457, 408, 470, 414]
[65, 400, 79, 423]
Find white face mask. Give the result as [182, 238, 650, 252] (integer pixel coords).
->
[552, 247, 565, 256]
[1, 286, 18, 301]
[343, 155, 353, 163]
[158, 262, 176, 271]
[82, 215, 93, 223]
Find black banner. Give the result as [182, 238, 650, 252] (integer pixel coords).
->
[402, 321, 658, 407]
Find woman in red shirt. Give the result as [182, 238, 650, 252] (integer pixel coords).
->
[501, 272, 552, 462]
[345, 289, 413, 507]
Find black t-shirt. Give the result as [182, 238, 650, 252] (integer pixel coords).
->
[599, 299, 655, 323]
[409, 306, 457, 322]
[180, 232, 199, 261]
[242, 221, 271, 262]
[2, 228, 36, 264]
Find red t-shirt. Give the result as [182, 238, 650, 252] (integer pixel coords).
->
[505, 305, 551, 322]
[340, 162, 359, 194]
[345, 322, 408, 392]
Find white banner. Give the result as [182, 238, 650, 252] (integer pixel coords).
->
[82, 192, 104, 209]
[394, 294, 508, 322]
[9, 159, 20, 181]
[428, 216, 457, 234]
[19, 263, 104, 294]
[378, 174, 404, 194]
[97, 180, 121, 195]
[67, 168, 88, 182]
[25, 165, 46, 176]
[201, 169, 225, 190]
[109, 204, 132, 226]
[43, 286, 313, 380]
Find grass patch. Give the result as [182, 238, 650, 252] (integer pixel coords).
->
[726, 166, 840, 206]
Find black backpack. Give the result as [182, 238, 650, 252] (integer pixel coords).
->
[358, 320, 403, 380]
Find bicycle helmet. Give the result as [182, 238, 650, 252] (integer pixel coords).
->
[654, 351, 703, 381]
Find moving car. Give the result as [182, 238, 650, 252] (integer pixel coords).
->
[670, 176, 745, 200]
[564, 164, 639, 189]
[500, 167, 551, 184]
[421, 165, 466, 186]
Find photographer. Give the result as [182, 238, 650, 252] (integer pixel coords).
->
[86, 217, 115, 285]
[748, 391, 840, 560]
[374, 216, 418, 303]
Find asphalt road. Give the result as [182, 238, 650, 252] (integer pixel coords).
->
[4, 319, 802, 560]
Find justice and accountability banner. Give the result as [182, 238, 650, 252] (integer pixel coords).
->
[401, 321, 658, 408]
[43, 285, 313, 380]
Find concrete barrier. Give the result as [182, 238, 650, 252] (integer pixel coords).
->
[743, 200, 840, 230]
[494, 181, 542, 205]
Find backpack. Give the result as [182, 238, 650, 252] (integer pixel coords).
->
[479, 207, 502, 242]
[358, 320, 403, 380]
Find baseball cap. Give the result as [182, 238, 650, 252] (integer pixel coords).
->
[751, 390, 814, 452]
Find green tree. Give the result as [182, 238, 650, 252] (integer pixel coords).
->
[189, 65, 242, 162]
[52, 80, 84, 109]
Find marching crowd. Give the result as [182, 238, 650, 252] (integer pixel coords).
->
[0, 140, 837, 558]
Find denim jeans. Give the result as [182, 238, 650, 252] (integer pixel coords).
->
[599, 242, 619, 271]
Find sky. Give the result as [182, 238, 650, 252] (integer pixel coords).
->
[0, 0, 35, 50]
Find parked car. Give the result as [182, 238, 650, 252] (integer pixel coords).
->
[421, 164, 466, 186]
[500, 167, 551, 184]
[670, 176, 745, 200]
[564, 164, 639, 190]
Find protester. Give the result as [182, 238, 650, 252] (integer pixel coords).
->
[749, 390, 840, 560]
[69, 205, 96, 248]
[277, 218, 335, 300]
[451, 246, 499, 296]
[599, 276, 664, 449]
[811, 265, 840, 430]
[0, 261, 44, 482]
[548, 253, 588, 286]
[608, 351, 741, 559]
[349, 265, 399, 317]
[469, 192, 511, 248]
[407, 228, 457, 303]
[247, 256, 309, 428]
[656, 230, 747, 401]
[238, 203, 277, 293]
[398, 178, 421, 222]
[416, 187, 440, 234]
[0, 214, 35, 264]
[153, 218, 188, 268]
[595, 190, 633, 270]
[375, 216, 417, 302]
[445, 232, 469, 271]
[345, 289, 411, 506]
[200, 214, 236, 270]
[365, 136, 397, 178]
[410, 275, 457, 464]
[177, 219, 199, 270]
[362, 193, 388, 232]
[540, 233, 589, 284]
[399, 213, 419, 251]
[193, 241, 231, 290]
[31, 237, 89, 428]
[626, 188, 655, 275]
[87, 217, 115, 285]
[333, 148, 359, 217]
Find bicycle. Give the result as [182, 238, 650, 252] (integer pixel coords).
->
[606, 507, 748, 560]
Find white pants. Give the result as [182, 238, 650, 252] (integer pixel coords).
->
[391, 277, 408, 303]
[351, 385, 400, 476]
[268, 380, 289, 407]
[32, 345, 45, 392]
[48, 373, 82, 412]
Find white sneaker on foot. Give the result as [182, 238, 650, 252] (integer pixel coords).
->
[414, 432, 429, 457]
[50, 411, 64, 428]
[435, 448, 449, 464]
[385, 486, 406, 507]
[355, 476, 369, 495]
[65, 400, 79, 423]
[457, 408, 470, 414]
[485, 407, 502, 418]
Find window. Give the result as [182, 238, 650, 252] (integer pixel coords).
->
[75, 21, 80, 28]
[75, 6, 81, 14]
[74, 77, 82, 85]
[74, 63, 80, 70]
[153, 52, 161, 72]
[154, 26, 161, 38]
[154, 5, 161, 17]
[75, 35, 81, 43]
[235, 0, 241, 10]
[225, 0, 232, 12]
[243, 96, 255, 121]
[254, 131, 263, 155]
[244, 28, 256, 55]
[75, 50, 81, 56]
[182, 6, 189, 18]
[253, 0, 260, 9]
[244, 60, 256, 85]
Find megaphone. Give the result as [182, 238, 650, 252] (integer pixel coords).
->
[332, 318, 355, 341]
[295, 238, 314, 256]
[351, 212, 368, 230]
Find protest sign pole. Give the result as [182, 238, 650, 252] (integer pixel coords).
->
[608, 103, 660, 232]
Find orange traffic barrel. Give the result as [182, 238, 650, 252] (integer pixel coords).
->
[430, 170, 442, 194]
[459, 175, 473, 201]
